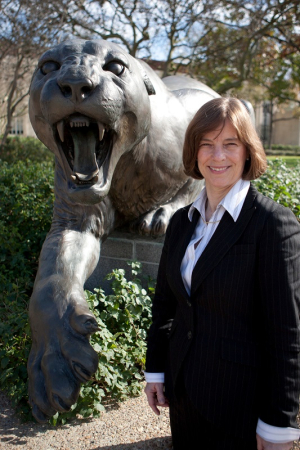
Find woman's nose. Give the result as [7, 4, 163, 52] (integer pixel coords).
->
[212, 144, 226, 159]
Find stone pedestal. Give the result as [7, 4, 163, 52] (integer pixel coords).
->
[85, 230, 165, 293]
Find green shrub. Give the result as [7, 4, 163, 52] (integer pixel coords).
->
[0, 297, 32, 418]
[255, 159, 300, 220]
[51, 263, 154, 425]
[0, 159, 55, 420]
[270, 144, 300, 152]
[0, 160, 55, 300]
[0, 136, 54, 163]
[266, 144, 300, 156]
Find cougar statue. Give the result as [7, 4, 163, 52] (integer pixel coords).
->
[28, 39, 219, 422]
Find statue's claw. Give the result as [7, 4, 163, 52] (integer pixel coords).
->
[31, 402, 52, 424]
[28, 294, 99, 422]
[70, 310, 99, 336]
[130, 205, 172, 237]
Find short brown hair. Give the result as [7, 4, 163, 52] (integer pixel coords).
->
[183, 97, 267, 180]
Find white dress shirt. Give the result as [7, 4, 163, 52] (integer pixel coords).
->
[180, 178, 250, 295]
[145, 179, 300, 443]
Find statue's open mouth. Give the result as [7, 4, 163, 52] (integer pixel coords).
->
[55, 114, 114, 187]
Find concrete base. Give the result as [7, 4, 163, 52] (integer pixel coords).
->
[85, 230, 165, 293]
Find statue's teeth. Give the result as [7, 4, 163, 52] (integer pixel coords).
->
[70, 118, 90, 128]
[57, 120, 64, 142]
[98, 122, 105, 141]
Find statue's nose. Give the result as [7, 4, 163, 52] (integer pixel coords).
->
[57, 76, 94, 102]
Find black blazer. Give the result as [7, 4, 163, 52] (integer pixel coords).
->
[146, 184, 300, 439]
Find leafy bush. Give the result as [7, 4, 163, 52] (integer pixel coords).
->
[255, 159, 300, 220]
[0, 160, 55, 300]
[0, 159, 55, 420]
[266, 144, 300, 156]
[270, 144, 300, 152]
[0, 297, 32, 418]
[0, 135, 54, 164]
[51, 263, 153, 425]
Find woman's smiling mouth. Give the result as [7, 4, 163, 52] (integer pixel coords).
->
[209, 166, 229, 172]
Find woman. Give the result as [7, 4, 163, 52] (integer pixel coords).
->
[144, 98, 300, 450]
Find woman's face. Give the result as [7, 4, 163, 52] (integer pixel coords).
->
[197, 119, 247, 196]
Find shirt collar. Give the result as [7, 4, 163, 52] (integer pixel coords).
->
[188, 179, 250, 223]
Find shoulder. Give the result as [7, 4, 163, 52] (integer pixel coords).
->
[170, 204, 191, 224]
[164, 204, 191, 237]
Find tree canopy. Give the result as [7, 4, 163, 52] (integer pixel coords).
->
[189, 0, 300, 104]
[0, 0, 299, 144]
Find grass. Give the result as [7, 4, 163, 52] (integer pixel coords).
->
[267, 156, 300, 168]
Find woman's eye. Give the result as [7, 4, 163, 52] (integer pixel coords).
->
[40, 61, 60, 75]
[103, 61, 125, 76]
[225, 142, 237, 147]
[200, 143, 211, 148]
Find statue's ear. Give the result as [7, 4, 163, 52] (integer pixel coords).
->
[136, 60, 156, 96]
[142, 72, 156, 96]
[240, 99, 255, 125]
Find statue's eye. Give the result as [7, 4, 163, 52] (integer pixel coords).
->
[40, 61, 60, 75]
[103, 61, 125, 76]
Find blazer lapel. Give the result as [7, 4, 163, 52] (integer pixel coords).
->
[190, 184, 258, 296]
[170, 207, 200, 300]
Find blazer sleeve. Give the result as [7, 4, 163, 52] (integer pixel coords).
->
[145, 212, 179, 373]
[257, 204, 300, 428]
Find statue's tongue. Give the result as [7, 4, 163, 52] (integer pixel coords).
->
[71, 128, 99, 181]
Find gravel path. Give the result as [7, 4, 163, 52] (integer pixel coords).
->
[0, 390, 172, 450]
[1, 389, 300, 449]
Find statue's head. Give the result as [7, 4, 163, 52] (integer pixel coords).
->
[29, 39, 155, 205]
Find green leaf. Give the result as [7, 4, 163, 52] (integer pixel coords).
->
[1, 357, 9, 369]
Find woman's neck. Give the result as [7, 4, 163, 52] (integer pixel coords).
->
[205, 186, 232, 221]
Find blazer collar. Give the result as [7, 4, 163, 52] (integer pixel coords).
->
[190, 183, 258, 295]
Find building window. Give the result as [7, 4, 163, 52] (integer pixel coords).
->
[10, 117, 24, 135]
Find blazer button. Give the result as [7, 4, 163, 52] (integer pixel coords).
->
[187, 331, 192, 339]
[187, 301, 191, 307]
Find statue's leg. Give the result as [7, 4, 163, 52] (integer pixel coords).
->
[27, 197, 118, 423]
[130, 178, 203, 237]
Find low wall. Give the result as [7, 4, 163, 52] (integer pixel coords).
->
[85, 230, 165, 293]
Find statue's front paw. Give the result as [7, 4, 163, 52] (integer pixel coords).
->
[28, 298, 99, 423]
[130, 206, 172, 237]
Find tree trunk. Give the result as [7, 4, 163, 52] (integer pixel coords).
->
[268, 100, 274, 150]
[0, 124, 12, 152]
[0, 55, 23, 152]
